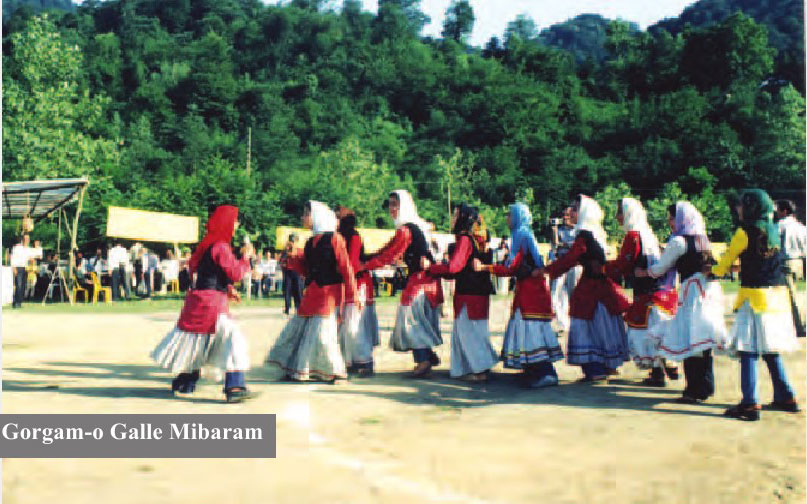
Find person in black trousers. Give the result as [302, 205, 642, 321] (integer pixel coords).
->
[11, 234, 30, 308]
[281, 234, 303, 314]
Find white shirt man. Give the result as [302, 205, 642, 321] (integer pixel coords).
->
[10, 235, 31, 308]
[778, 216, 807, 261]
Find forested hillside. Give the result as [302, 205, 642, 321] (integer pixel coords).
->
[2, 0, 804, 251]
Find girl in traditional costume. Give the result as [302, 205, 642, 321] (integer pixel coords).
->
[360, 190, 444, 378]
[714, 189, 800, 421]
[428, 204, 498, 382]
[545, 195, 630, 382]
[476, 203, 563, 388]
[151, 205, 254, 403]
[605, 197, 679, 386]
[266, 201, 358, 382]
[636, 201, 726, 403]
[336, 206, 379, 377]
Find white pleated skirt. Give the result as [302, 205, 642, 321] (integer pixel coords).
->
[724, 301, 798, 355]
[266, 312, 347, 381]
[650, 274, 727, 362]
[390, 292, 442, 352]
[450, 307, 499, 377]
[551, 265, 582, 332]
[151, 314, 250, 374]
[501, 309, 564, 369]
[567, 303, 629, 368]
[339, 302, 380, 366]
[627, 306, 672, 369]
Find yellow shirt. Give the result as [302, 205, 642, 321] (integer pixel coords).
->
[712, 228, 790, 314]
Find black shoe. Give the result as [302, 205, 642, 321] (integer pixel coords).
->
[639, 377, 666, 387]
[171, 372, 198, 394]
[764, 400, 801, 413]
[724, 403, 761, 421]
[225, 387, 256, 403]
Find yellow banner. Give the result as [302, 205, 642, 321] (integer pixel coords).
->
[106, 206, 199, 243]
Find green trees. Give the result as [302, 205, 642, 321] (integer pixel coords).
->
[1, 1, 803, 252]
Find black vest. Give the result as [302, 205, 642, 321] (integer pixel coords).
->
[675, 236, 707, 281]
[631, 237, 661, 296]
[194, 246, 231, 292]
[739, 227, 786, 288]
[402, 223, 434, 275]
[454, 235, 494, 296]
[578, 230, 606, 279]
[303, 233, 344, 286]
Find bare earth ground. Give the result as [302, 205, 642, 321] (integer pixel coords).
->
[2, 294, 805, 504]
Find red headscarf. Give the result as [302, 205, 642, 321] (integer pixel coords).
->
[188, 205, 239, 274]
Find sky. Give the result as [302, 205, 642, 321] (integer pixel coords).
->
[336, 0, 700, 46]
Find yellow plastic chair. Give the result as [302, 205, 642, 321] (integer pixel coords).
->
[72, 273, 89, 303]
[90, 272, 112, 304]
[167, 278, 180, 293]
[380, 280, 393, 296]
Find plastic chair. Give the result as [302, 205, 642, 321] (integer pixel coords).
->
[90, 272, 112, 304]
[72, 274, 89, 303]
[380, 280, 393, 296]
[167, 278, 180, 293]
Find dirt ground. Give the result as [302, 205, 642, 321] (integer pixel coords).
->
[2, 293, 805, 504]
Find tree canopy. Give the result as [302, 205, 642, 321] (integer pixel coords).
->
[2, 0, 804, 253]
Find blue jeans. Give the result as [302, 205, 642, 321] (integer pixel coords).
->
[739, 352, 795, 405]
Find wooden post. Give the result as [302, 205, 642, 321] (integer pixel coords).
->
[67, 185, 86, 305]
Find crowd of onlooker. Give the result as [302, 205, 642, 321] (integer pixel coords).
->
[4, 200, 805, 308]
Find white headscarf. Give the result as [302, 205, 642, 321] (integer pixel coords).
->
[674, 201, 707, 237]
[308, 200, 337, 235]
[621, 197, 660, 259]
[391, 189, 429, 236]
[575, 195, 607, 249]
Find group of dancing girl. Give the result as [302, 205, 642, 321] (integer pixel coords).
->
[150, 188, 801, 421]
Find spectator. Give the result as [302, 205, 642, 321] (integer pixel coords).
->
[86, 247, 106, 277]
[777, 200, 807, 279]
[149, 250, 162, 294]
[777, 199, 807, 337]
[161, 249, 180, 294]
[281, 233, 303, 315]
[10, 234, 30, 308]
[178, 249, 192, 292]
[259, 249, 278, 296]
[109, 241, 130, 300]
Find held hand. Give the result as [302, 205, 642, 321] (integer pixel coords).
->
[530, 268, 544, 278]
[472, 258, 483, 272]
[420, 256, 431, 270]
[228, 286, 242, 303]
[634, 267, 648, 278]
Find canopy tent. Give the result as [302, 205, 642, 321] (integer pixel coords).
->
[2, 177, 89, 305]
[2, 177, 89, 222]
